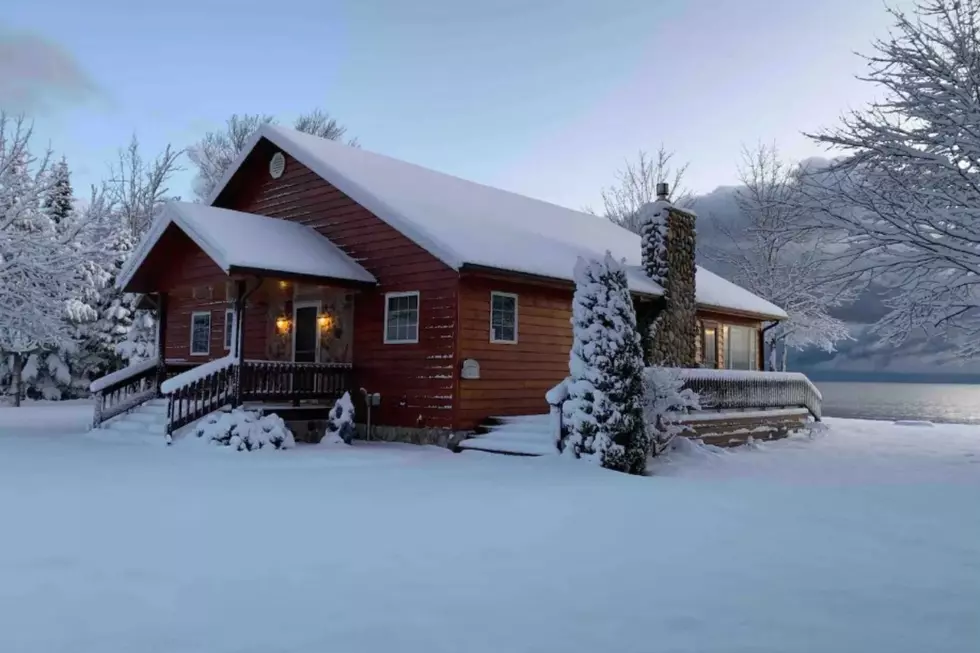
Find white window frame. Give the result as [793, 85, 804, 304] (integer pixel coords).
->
[383, 291, 420, 344]
[224, 308, 236, 351]
[190, 311, 211, 356]
[489, 291, 519, 344]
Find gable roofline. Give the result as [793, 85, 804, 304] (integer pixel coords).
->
[205, 126, 787, 321]
[206, 125, 464, 270]
[116, 202, 377, 292]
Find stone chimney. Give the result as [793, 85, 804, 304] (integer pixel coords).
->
[638, 184, 697, 367]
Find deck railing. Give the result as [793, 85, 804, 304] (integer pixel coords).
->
[90, 358, 161, 429]
[545, 368, 822, 448]
[676, 368, 822, 420]
[240, 360, 352, 403]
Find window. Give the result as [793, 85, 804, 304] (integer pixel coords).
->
[490, 292, 518, 343]
[190, 312, 211, 356]
[702, 325, 717, 368]
[384, 292, 419, 344]
[724, 325, 758, 370]
[224, 308, 236, 351]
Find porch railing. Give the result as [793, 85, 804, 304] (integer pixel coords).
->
[91, 358, 160, 429]
[240, 360, 353, 403]
[166, 359, 237, 435]
[676, 368, 822, 420]
[164, 359, 353, 436]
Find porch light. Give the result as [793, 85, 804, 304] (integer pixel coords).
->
[276, 314, 292, 334]
[317, 313, 334, 330]
[278, 280, 290, 291]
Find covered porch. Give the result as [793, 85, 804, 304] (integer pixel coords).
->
[92, 202, 378, 437]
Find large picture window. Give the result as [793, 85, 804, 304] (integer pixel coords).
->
[384, 292, 419, 344]
[724, 325, 758, 370]
[490, 292, 518, 343]
[190, 311, 211, 356]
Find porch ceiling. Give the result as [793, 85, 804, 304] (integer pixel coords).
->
[118, 202, 377, 293]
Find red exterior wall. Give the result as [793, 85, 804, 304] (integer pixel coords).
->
[456, 276, 572, 430]
[213, 141, 459, 429]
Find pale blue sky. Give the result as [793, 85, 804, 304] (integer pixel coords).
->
[2, 0, 907, 209]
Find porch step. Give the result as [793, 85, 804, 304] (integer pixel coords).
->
[459, 413, 557, 456]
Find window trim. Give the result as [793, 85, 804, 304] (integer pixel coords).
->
[489, 291, 519, 344]
[701, 323, 718, 369]
[383, 291, 420, 345]
[190, 311, 211, 357]
[224, 308, 236, 352]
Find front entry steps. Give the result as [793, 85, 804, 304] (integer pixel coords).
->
[458, 414, 557, 456]
[93, 398, 169, 437]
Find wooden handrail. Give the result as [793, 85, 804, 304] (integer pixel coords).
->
[163, 360, 354, 436]
[91, 361, 161, 429]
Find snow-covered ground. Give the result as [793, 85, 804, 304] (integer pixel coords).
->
[0, 405, 977, 653]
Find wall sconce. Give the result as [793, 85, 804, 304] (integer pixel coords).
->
[275, 314, 292, 334]
[317, 313, 334, 331]
[278, 280, 290, 291]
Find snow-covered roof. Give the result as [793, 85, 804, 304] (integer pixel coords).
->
[208, 125, 786, 319]
[117, 202, 377, 291]
[694, 267, 787, 320]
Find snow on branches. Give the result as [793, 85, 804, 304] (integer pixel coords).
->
[0, 114, 114, 402]
[561, 252, 648, 473]
[704, 145, 854, 369]
[805, 0, 980, 357]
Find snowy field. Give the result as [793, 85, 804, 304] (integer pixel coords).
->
[0, 404, 978, 653]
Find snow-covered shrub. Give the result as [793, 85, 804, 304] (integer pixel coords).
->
[643, 367, 700, 457]
[561, 252, 647, 473]
[321, 391, 355, 445]
[194, 408, 295, 451]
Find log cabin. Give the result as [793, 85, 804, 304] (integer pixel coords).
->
[95, 125, 820, 447]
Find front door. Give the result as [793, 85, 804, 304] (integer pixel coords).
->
[293, 303, 319, 363]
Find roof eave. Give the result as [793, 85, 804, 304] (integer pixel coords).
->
[227, 265, 377, 289]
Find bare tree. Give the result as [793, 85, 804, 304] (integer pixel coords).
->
[804, 0, 980, 357]
[188, 109, 357, 201]
[705, 144, 854, 370]
[592, 147, 692, 233]
[108, 135, 182, 238]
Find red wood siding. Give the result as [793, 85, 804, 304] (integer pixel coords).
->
[142, 227, 233, 363]
[456, 277, 572, 430]
[214, 142, 458, 429]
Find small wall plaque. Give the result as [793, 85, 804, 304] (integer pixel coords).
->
[461, 358, 480, 380]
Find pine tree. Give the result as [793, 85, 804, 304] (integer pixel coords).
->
[42, 158, 73, 228]
[561, 252, 648, 473]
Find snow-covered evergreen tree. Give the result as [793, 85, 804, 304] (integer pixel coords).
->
[0, 114, 112, 405]
[561, 252, 648, 473]
[43, 157, 73, 228]
[321, 391, 356, 445]
[804, 0, 980, 358]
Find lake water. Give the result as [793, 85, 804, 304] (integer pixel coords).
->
[817, 381, 980, 424]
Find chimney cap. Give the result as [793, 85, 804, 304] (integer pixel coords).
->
[656, 182, 669, 200]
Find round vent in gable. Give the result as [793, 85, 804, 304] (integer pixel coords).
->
[269, 152, 286, 179]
